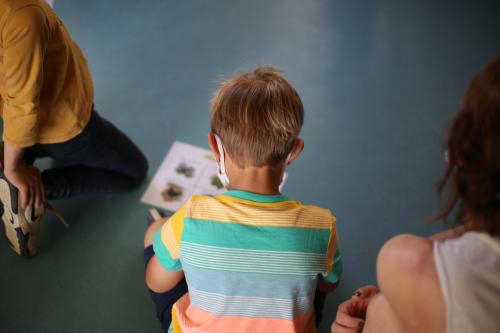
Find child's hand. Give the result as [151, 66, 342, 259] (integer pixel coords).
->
[4, 162, 45, 209]
[331, 285, 378, 333]
[3, 143, 45, 209]
[0, 142, 3, 170]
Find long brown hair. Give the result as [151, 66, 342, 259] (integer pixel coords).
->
[434, 56, 500, 236]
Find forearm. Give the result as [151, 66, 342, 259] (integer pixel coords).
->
[3, 143, 26, 172]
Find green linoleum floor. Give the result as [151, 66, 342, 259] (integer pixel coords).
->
[1, 0, 500, 332]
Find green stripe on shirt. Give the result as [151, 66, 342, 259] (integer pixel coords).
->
[182, 218, 331, 254]
[152, 230, 182, 271]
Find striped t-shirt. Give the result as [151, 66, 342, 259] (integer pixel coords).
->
[153, 190, 342, 333]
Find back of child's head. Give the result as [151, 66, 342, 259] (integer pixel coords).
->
[211, 66, 304, 167]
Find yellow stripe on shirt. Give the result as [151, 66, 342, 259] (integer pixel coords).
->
[160, 203, 188, 259]
[188, 196, 333, 229]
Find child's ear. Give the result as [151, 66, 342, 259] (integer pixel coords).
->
[208, 133, 221, 162]
[287, 138, 304, 165]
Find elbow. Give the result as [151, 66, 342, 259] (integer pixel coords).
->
[144, 260, 163, 292]
[144, 265, 154, 291]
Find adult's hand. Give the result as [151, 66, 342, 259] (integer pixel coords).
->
[331, 285, 378, 333]
[3, 144, 45, 209]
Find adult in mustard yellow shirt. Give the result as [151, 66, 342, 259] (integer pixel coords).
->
[0, 0, 148, 257]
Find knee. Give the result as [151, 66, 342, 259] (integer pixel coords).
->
[130, 154, 149, 188]
[137, 154, 149, 182]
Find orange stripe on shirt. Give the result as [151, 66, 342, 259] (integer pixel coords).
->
[172, 295, 317, 333]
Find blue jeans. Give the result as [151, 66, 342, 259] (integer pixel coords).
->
[24, 109, 148, 199]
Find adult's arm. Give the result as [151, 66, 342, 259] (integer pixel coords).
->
[366, 234, 445, 333]
[332, 234, 446, 333]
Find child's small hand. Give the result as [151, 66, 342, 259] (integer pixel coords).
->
[0, 143, 3, 170]
[4, 162, 45, 209]
[331, 285, 378, 333]
[3, 143, 45, 209]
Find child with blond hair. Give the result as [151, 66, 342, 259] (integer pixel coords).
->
[144, 67, 342, 333]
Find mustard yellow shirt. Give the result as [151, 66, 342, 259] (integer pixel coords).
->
[0, 0, 93, 148]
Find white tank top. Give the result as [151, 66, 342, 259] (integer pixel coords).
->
[434, 232, 500, 333]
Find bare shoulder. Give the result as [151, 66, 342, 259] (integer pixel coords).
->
[376, 234, 445, 333]
[378, 234, 434, 273]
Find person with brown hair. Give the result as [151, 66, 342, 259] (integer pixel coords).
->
[331, 56, 500, 333]
[144, 67, 343, 332]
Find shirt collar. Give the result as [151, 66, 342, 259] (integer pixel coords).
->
[223, 190, 290, 203]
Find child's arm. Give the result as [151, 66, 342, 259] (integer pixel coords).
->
[319, 217, 343, 293]
[318, 248, 343, 293]
[2, 7, 48, 210]
[146, 255, 184, 293]
[317, 276, 340, 293]
[144, 204, 188, 293]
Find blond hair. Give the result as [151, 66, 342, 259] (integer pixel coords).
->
[211, 67, 304, 167]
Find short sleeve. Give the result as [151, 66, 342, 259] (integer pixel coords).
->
[2, 6, 47, 147]
[321, 216, 343, 283]
[152, 202, 189, 271]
